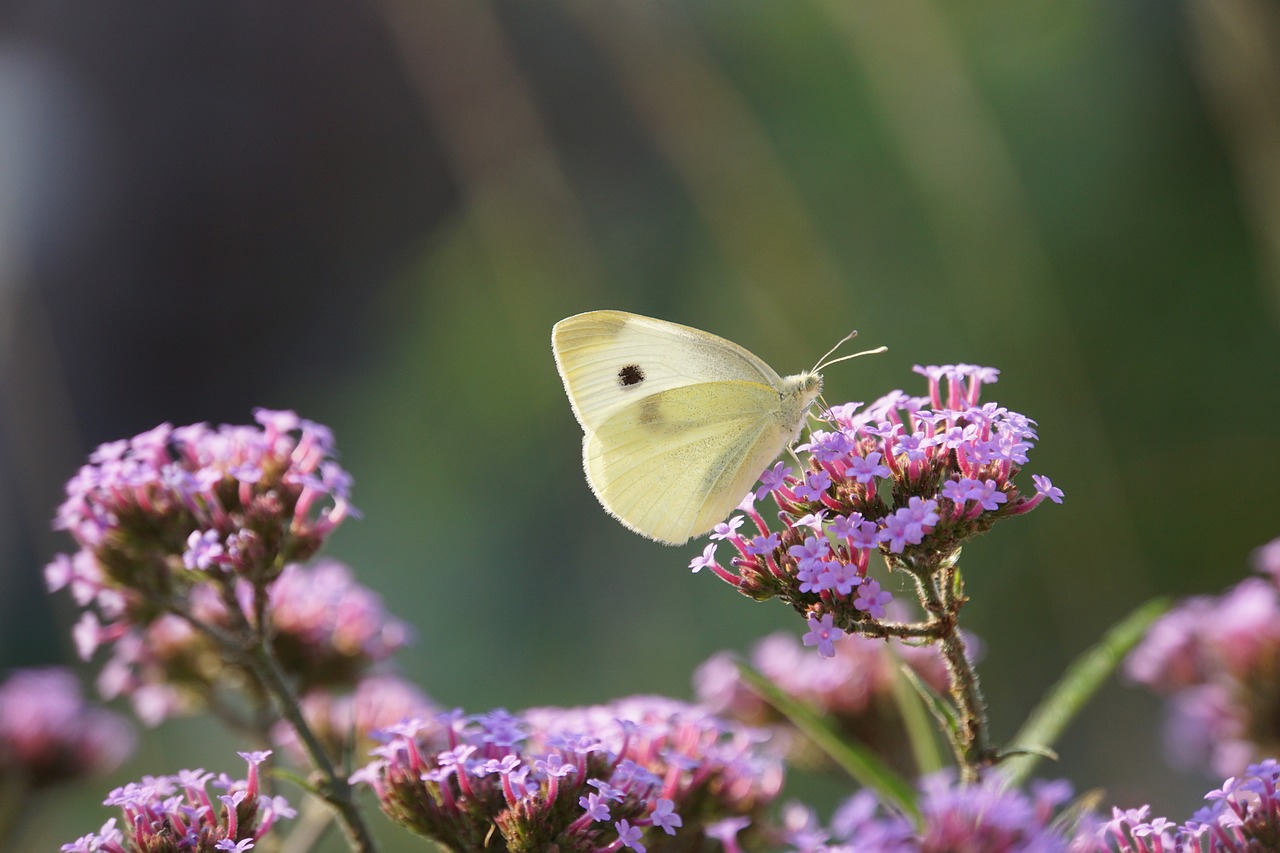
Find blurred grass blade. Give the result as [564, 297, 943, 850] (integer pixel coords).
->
[1000, 597, 1170, 787]
[736, 661, 919, 820]
[889, 654, 947, 774]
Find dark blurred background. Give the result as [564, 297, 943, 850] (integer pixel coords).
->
[2, 0, 1278, 848]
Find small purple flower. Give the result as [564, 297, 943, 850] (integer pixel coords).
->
[802, 613, 839, 658]
[710, 516, 745, 541]
[788, 536, 830, 565]
[755, 462, 792, 500]
[534, 752, 576, 778]
[817, 560, 862, 596]
[705, 816, 751, 848]
[830, 513, 863, 541]
[689, 543, 719, 574]
[580, 791, 611, 821]
[793, 511, 827, 532]
[615, 819, 646, 852]
[892, 431, 929, 462]
[970, 479, 1008, 511]
[1031, 474, 1064, 504]
[941, 477, 979, 504]
[744, 533, 781, 556]
[845, 451, 891, 484]
[847, 519, 880, 550]
[854, 581, 892, 619]
[793, 470, 832, 502]
[183, 528, 228, 571]
[651, 798, 683, 835]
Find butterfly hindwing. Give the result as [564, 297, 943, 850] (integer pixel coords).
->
[582, 382, 794, 545]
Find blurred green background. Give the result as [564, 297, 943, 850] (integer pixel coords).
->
[2, 0, 1278, 848]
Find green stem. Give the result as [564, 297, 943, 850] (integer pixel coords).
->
[172, 599, 380, 853]
[242, 642, 380, 853]
[897, 557, 991, 783]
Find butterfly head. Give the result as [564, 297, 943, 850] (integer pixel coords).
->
[779, 371, 825, 442]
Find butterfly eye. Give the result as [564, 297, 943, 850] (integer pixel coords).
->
[617, 364, 646, 387]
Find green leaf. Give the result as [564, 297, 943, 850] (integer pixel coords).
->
[888, 654, 948, 774]
[999, 596, 1170, 786]
[735, 660, 920, 821]
[270, 765, 321, 797]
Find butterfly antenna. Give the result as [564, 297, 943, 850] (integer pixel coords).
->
[812, 330, 888, 373]
[812, 330, 858, 372]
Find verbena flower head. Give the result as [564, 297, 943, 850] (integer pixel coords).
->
[57, 558, 410, 726]
[356, 695, 783, 852]
[695, 623, 976, 774]
[60, 751, 294, 853]
[271, 673, 438, 766]
[264, 558, 413, 685]
[1076, 760, 1280, 852]
[783, 771, 1079, 853]
[1126, 537, 1280, 776]
[50, 410, 354, 604]
[0, 667, 134, 789]
[694, 364, 1060, 655]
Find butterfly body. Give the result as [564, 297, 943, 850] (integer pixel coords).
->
[552, 310, 823, 545]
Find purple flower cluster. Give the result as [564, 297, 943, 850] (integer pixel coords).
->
[56, 557, 411, 726]
[0, 667, 134, 789]
[1076, 760, 1280, 852]
[695, 625, 971, 772]
[60, 751, 294, 853]
[764, 762, 1280, 853]
[690, 365, 1061, 654]
[49, 409, 354, 595]
[355, 696, 783, 852]
[265, 559, 413, 685]
[1125, 537, 1280, 776]
[774, 772, 1078, 853]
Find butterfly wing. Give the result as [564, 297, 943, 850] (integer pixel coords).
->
[583, 381, 799, 545]
[552, 310, 784, 432]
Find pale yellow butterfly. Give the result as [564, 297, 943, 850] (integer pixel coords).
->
[552, 310, 884, 545]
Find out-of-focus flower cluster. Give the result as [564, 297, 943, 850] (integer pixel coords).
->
[44, 411, 412, 726]
[52, 409, 354, 591]
[695, 623, 975, 774]
[1075, 759, 1280, 853]
[0, 667, 134, 790]
[690, 365, 1062, 654]
[55, 557, 411, 726]
[702, 761, 1280, 853]
[766, 772, 1079, 853]
[1126, 537, 1280, 776]
[60, 751, 293, 853]
[355, 695, 783, 853]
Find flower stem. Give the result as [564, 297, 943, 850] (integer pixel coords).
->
[243, 642, 380, 853]
[173, 600, 380, 853]
[898, 556, 992, 783]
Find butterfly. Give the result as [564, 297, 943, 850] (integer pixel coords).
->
[552, 310, 883, 545]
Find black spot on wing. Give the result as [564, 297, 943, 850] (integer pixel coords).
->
[618, 364, 645, 387]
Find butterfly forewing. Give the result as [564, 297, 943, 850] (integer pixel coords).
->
[552, 311, 783, 432]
